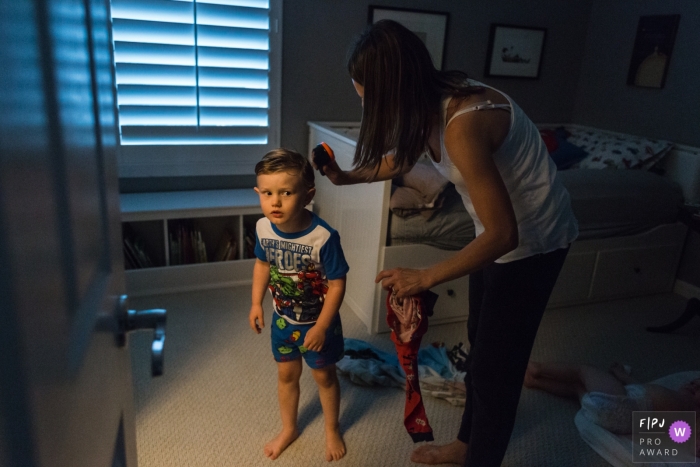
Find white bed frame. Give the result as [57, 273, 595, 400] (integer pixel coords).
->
[308, 122, 700, 334]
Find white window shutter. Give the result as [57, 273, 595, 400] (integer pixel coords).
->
[112, 0, 282, 176]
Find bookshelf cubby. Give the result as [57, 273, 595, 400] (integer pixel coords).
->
[120, 189, 263, 297]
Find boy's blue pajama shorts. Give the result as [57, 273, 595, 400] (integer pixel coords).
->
[270, 312, 344, 369]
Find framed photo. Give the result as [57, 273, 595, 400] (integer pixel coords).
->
[369, 6, 449, 70]
[627, 15, 680, 89]
[485, 24, 547, 79]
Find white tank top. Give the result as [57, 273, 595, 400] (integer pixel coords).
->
[431, 80, 578, 263]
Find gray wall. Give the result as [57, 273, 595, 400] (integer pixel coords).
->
[573, 0, 700, 146]
[281, 0, 594, 153]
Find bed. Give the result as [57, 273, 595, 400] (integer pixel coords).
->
[308, 121, 700, 334]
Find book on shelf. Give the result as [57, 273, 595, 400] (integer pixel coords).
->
[195, 230, 208, 263]
[169, 231, 180, 266]
[122, 225, 155, 268]
[168, 220, 211, 265]
[213, 228, 237, 262]
[123, 243, 138, 269]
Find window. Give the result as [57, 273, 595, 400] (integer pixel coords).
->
[110, 0, 282, 177]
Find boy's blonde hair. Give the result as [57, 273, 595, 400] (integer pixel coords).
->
[255, 148, 315, 190]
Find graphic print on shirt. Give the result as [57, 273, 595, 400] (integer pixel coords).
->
[256, 214, 349, 324]
[263, 233, 329, 322]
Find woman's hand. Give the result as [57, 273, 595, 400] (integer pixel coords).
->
[309, 153, 346, 186]
[375, 267, 430, 299]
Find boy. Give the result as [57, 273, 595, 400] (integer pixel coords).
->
[249, 148, 349, 462]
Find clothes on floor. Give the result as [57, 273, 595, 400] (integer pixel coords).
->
[580, 384, 652, 434]
[386, 289, 438, 443]
[336, 338, 466, 391]
[458, 246, 570, 467]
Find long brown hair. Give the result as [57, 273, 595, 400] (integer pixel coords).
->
[347, 20, 482, 172]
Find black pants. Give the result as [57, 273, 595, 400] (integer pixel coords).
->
[458, 246, 570, 467]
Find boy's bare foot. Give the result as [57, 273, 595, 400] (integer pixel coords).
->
[325, 428, 346, 461]
[264, 429, 299, 460]
[411, 439, 468, 465]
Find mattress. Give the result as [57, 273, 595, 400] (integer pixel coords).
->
[388, 169, 683, 249]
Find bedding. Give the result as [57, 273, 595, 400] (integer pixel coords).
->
[391, 162, 450, 219]
[388, 168, 683, 248]
[551, 126, 674, 170]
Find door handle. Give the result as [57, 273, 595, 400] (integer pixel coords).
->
[116, 295, 167, 377]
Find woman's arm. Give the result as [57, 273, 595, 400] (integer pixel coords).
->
[314, 152, 413, 186]
[376, 110, 517, 297]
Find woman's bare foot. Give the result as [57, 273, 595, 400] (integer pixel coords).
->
[264, 429, 299, 460]
[608, 362, 630, 379]
[325, 428, 346, 461]
[523, 361, 541, 387]
[411, 439, 468, 465]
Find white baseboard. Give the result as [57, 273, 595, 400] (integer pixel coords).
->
[673, 280, 700, 300]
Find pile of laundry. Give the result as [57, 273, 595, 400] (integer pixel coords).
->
[337, 338, 469, 406]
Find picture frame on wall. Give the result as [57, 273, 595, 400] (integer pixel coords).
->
[368, 6, 449, 70]
[627, 15, 680, 89]
[485, 24, 547, 79]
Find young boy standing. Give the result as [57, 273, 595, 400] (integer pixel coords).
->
[249, 149, 349, 462]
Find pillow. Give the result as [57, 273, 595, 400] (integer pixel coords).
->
[564, 127, 673, 170]
[539, 128, 588, 170]
[391, 162, 450, 219]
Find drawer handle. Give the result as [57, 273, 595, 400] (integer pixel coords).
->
[447, 289, 455, 297]
[634, 266, 641, 274]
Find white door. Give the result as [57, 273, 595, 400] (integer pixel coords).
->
[1, 0, 149, 465]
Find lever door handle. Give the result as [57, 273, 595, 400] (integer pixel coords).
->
[117, 295, 167, 377]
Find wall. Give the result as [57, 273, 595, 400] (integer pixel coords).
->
[573, 0, 700, 146]
[281, 0, 593, 154]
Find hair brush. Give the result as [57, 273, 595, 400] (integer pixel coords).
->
[311, 142, 335, 176]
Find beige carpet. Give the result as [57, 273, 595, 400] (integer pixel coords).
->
[128, 288, 700, 467]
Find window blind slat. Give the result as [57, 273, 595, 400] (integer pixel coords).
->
[196, 3, 268, 29]
[197, 46, 268, 69]
[119, 105, 197, 125]
[121, 125, 268, 145]
[110, 0, 193, 23]
[112, 18, 194, 46]
[197, 25, 268, 50]
[117, 85, 197, 105]
[114, 42, 195, 66]
[198, 0, 269, 8]
[200, 107, 267, 125]
[199, 87, 267, 107]
[116, 63, 196, 86]
[198, 67, 267, 88]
